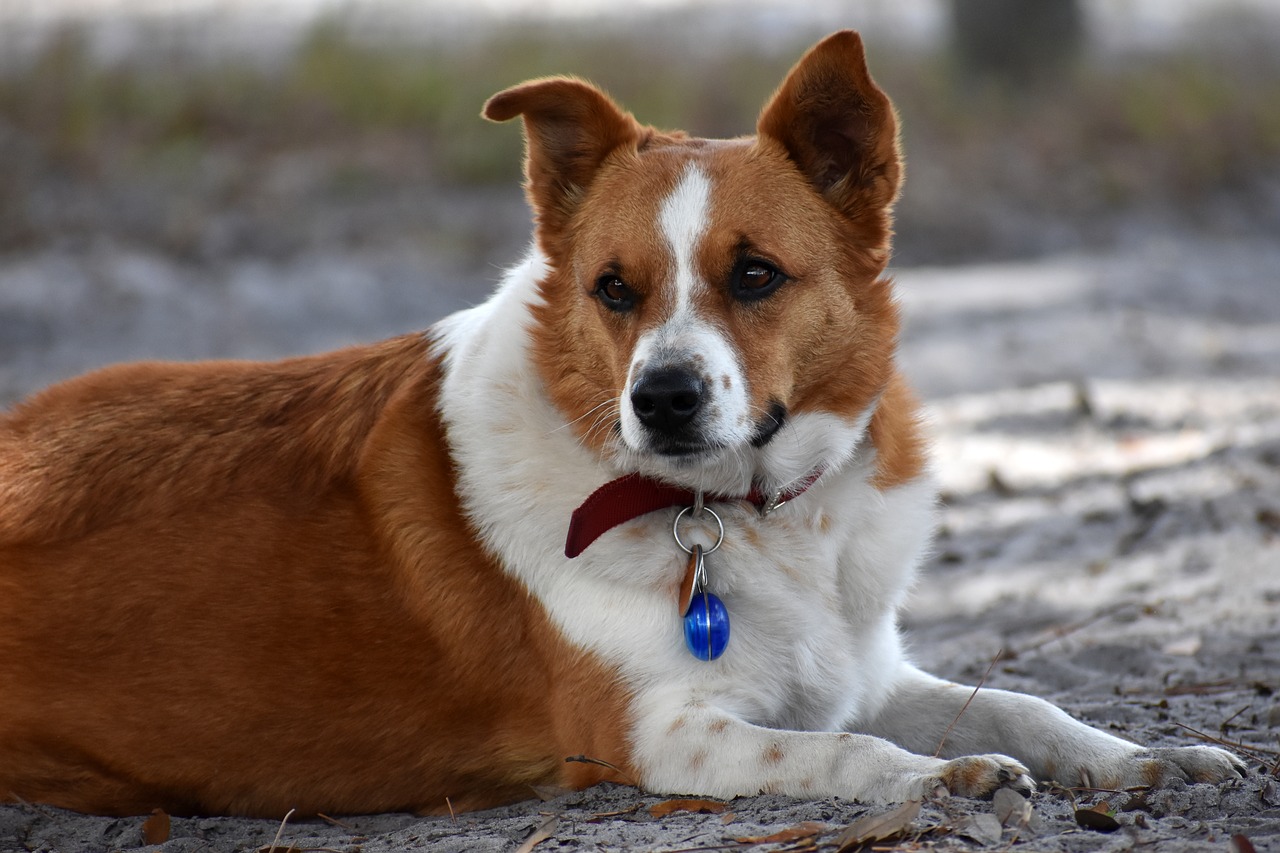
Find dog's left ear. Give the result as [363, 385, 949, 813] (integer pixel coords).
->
[484, 78, 643, 246]
[757, 31, 901, 220]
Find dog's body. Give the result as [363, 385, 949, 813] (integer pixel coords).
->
[0, 32, 1244, 817]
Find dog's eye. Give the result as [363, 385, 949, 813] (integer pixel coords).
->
[595, 275, 636, 312]
[732, 260, 785, 301]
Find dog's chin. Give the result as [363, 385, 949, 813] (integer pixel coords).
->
[612, 437, 758, 496]
[631, 441, 725, 471]
[614, 423, 725, 462]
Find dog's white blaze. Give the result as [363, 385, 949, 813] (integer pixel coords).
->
[658, 163, 712, 311]
[618, 163, 756, 459]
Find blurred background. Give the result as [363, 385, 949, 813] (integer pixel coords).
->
[0, 0, 1278, 403]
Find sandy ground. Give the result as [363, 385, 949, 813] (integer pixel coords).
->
[1, 230, 1278, 851]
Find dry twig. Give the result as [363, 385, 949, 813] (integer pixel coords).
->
[1010, 603, 1132, 657]
[935, 649, 1003, 758]
[564, 754, 639, 786]
[1176, 722, 1279, 760]
[315, 813, 352, 830]
[264, 808, 296, 853]
[7, 793, 57, 820]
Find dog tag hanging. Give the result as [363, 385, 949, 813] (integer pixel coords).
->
[681, 544, 729, 660]
[673, 501, 729, 661]
[678, 545, 700, 616]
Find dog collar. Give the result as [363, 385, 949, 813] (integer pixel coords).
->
[564, 468, 823, 558]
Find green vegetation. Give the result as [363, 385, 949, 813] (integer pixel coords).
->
[1, 12, 1277, 260]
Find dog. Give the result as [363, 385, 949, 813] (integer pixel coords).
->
[0, 31, 1246, 818]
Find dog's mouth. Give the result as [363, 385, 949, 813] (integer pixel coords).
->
[651, 439, 724, 460]
[749, 401, 788, 448]
[621, 400, 788, 461]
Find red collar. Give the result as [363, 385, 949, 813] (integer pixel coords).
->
[565, 468, 824, 558]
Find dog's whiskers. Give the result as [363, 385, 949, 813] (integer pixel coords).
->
[548, 396, 619, 437]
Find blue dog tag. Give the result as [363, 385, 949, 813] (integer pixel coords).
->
[684, 589, 730, 661]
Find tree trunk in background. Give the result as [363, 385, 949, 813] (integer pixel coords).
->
[950, 0, 1085, 89]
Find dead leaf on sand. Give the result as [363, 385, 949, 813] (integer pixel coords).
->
[993, 787, 1033, 827]
[141, 808, 171, 845]
[514, 814, 559, 853]
[833, 799, 920, 850]
[647, 798, 726, 818]
[958, 813, 1004, 845]
[732, 820, 827, 844]
[1074, 800, 1121, 833]
[1121, 790, 1152, 813]
[1232, 833, 1259, 853]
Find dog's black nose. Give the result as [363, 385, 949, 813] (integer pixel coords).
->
[631, 368, 704, 434]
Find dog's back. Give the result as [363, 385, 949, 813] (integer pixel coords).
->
[0, 335, 630, 816]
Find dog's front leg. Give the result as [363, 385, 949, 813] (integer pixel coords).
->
[857, 664, 1247, 790]
[629, 693, 1033, 804]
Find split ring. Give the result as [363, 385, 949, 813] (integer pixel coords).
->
[672, 505, 724, 555]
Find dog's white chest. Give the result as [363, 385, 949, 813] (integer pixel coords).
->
[434, 259, 935, 735]
[586, 488, 923, 732]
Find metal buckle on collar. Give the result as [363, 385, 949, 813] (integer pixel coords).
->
[759, 489, 789, 517]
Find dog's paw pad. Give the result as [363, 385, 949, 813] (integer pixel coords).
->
[939, 754, 1035, 798]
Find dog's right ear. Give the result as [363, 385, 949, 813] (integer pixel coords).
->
[757, 31, 901, 230]
[484, 78, 642, 246]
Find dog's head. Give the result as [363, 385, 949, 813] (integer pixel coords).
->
[485, 31, 904, 495]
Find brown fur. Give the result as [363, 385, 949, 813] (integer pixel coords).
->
[0, 337, 633, 817]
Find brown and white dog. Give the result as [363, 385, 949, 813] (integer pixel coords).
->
[0, 32, 1245, 818]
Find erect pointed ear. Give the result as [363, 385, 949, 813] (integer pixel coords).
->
[757, 31, 901, 218]
[484, 78, 643, 244]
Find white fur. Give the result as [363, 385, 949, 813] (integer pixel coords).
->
[658, 162, 712, 310]
[432, 210, 1244, 803]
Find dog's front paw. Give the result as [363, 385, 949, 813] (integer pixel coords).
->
[1122, 746, 1248, 788]
[937, 754, 1036, 799]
